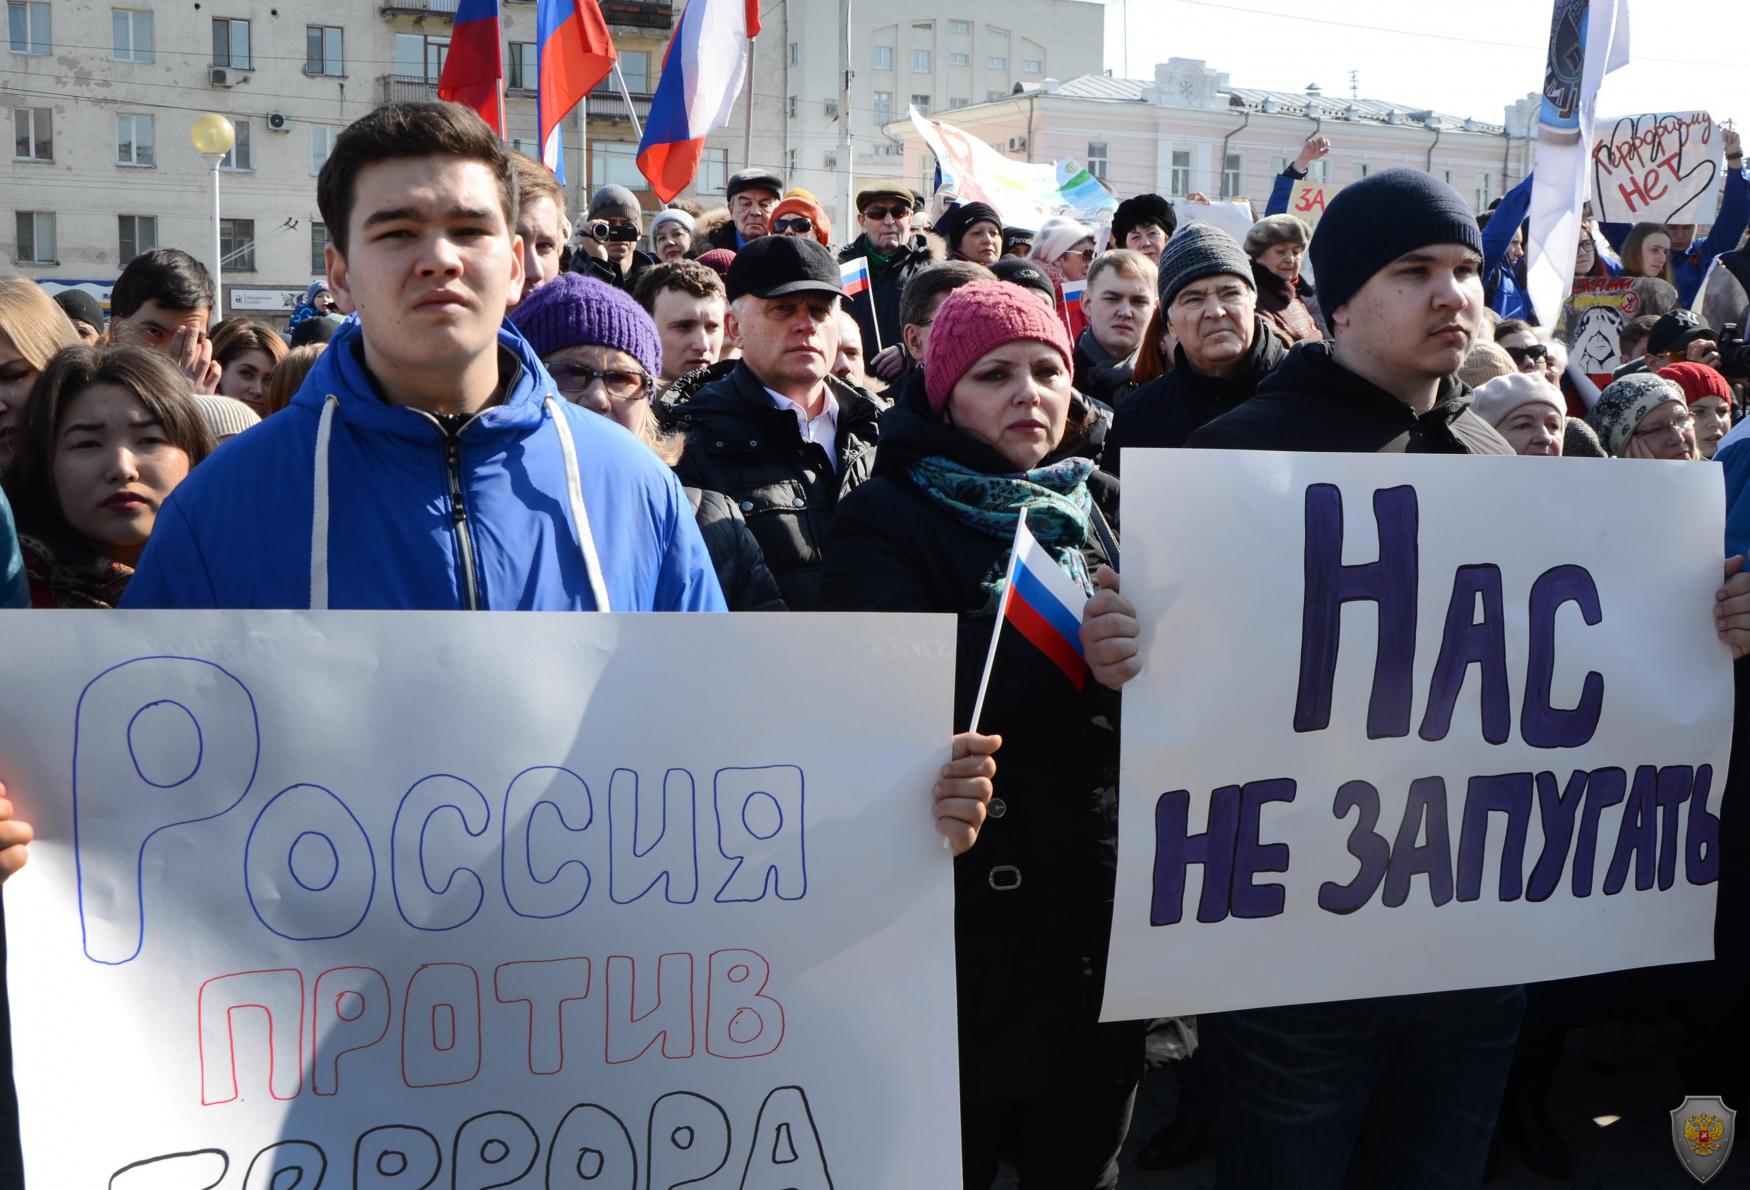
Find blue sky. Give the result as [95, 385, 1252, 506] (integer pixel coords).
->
[1096, 0, 1745, 129]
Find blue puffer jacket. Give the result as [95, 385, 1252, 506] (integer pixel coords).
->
[123, 317, 725, 612]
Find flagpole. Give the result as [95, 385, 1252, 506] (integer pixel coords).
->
[610, 60, 644, 144]
[496, 76, 507, 140]
[741, 35, 756, 168]
[968, 509, 1027, 734]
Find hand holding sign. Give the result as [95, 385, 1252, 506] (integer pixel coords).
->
[0, 781, 31, 883]
[1081, 566, 1143, 691]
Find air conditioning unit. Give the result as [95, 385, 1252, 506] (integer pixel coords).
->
[823, 152, 839, 170]
[210, 67, 234, 87]
[266, 111, 291, 133]
[824, 100, 840, 118]
[1007, 136, 1028, 152]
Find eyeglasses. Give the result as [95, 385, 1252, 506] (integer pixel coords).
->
[1633, 412, 1695, 438]
[861, 204, 912, 222]
[1503, 344, 1549, 365]
[1066, 247, 1096, 262]
[548, 362, 651, 400]
[773, 216, 814, 234]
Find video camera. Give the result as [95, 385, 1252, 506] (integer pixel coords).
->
[1719, 323, 1750, 381]
[586, 219, 641, 243]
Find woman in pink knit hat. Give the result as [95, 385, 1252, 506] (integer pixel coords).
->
[822, 279, 1143, 1188]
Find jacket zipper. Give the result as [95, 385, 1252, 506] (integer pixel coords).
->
[415, 410, 484, 609]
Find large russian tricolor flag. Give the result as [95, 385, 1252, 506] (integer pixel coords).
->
[636, 0, 761, 202]
[536, 0, 616, 183]
[437, 0, 505, 137]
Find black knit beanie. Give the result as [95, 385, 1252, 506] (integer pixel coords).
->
[937, 201, 1002, 251]
[1112, 193, 1176, 246]
[1308, 168, 1483, 333]
[1156, 223, 1255, 307]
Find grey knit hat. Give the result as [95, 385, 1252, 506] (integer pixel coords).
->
[1584, 373, 1684, 456]
[192, 394, 262, 442]
[1156, 223, 1255, 308]
[649, 207, 695, 238]
[589, 185, 642, 223]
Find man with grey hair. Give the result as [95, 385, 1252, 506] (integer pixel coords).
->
[1107, 224, 1288, 471]
[667, 236, 886, 610]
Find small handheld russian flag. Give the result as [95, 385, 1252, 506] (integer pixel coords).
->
[969, 509, 1091, 730]
[839, 256, 872, 297]
[1060, 277, 1089, 340]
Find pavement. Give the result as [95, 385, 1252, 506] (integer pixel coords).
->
[992, 1025, 1750, 1189]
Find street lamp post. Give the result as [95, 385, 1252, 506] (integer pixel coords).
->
[190, 114, 236, 317]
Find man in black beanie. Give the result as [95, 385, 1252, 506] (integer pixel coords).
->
[1187, 167, 1517, 1190]
[1190, 168, 1508, 456]
[1111, 192, 1176, 263]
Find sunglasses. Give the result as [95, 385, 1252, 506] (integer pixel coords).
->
[861, 204, 913, 222]
[1503, 344, 1549, 365]
[1066, 247, 1096, 262]
[773, 216, 815, 234]
[548, 363, 651, 400]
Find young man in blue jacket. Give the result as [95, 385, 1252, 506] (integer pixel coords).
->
[122, 102, 724, 613]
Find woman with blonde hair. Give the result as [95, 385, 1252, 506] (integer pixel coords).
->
[0, 277, 80, 471]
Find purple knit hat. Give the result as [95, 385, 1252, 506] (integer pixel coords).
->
[924, 279, 1075, 413]
[508, 272, 662, 378]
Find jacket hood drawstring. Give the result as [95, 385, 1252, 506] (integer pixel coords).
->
[308, 393, 612, 612]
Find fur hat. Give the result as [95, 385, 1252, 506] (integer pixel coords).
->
[1112, 193, 1176, 246]
[1243, 214, 1311, 258]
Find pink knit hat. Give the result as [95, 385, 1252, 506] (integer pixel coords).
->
[924, 279, 1075, 413]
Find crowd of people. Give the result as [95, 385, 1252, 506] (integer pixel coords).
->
[1, 99, 1749, 1188]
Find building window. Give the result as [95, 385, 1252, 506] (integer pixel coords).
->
[987, 56, 1007, 69]
[394, 33, 448, 82]
[116, 113, 155, 167]
[7, 2, 49, 54]
[310, 221, 329, 273]
[588, 141, 643, 191]
[507, 41, 536, 91]
[12, 106, 50, 161]
[700, 147, 728, 193]
[1476, 172, 1492, 209]
[787, 148, 797, 176]
[950, 98, 971, 109]
[911, 94, 931, 115]
[949, 52, 969, 66]
[949, 19, 971, 34]
[788, 42, 798, 65]
[212, 17, 250, 69]
[220, 119, 252, 171]
[1222, 153, 1242, 198]
[912, 50, 931, 72]
[1307, 158, 1328, 183]
[1086, 141, 1108, 179]
[986, 90, 1004, 102]
[873, 91, 895, 120]
[112, 8, 153, 62]
[1023, 59, 1041, 73]
[1355, 162, 1370, 181]
[220, 218, 255, 271]
[618, 50, 649, 92]
[310, 125, 338, 175]
[15, 210, 54, 263]
[305, 25, 343, 76]
[1442, 169, 1454, 185]
[873, 45, 893, 70]
[1169, 149, 1192, 196]
[119, 214, 157, 264]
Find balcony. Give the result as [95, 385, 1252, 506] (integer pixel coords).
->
[586, 88, 654, 124]
[602, 1, 673, 30]
[380, 0, 457, 19]
[379, 74, 440, 104]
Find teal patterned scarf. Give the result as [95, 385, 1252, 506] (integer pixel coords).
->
[908, 454, 1096, 617]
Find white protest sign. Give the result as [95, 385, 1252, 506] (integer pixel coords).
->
[1590, 111, 1722, 225]
[0, 611, 961, 1186]
[910, 108, 1114, 229]
[1171, 199, 1256, 245]
[1103, 452, 1731, 1020]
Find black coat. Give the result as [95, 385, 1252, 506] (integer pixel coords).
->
[705, 218, 741, 253]
[573, 249, 656, 292]
[670, 362, 886, 611]
[687, 487, 785, 611]
[820, 382, 1142, 1103]
[1188, 339, 1513, 455]
[1072, 328, 1138, 405]
[837, 234, 934, 360]
[1106, 316, 1290, 472]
